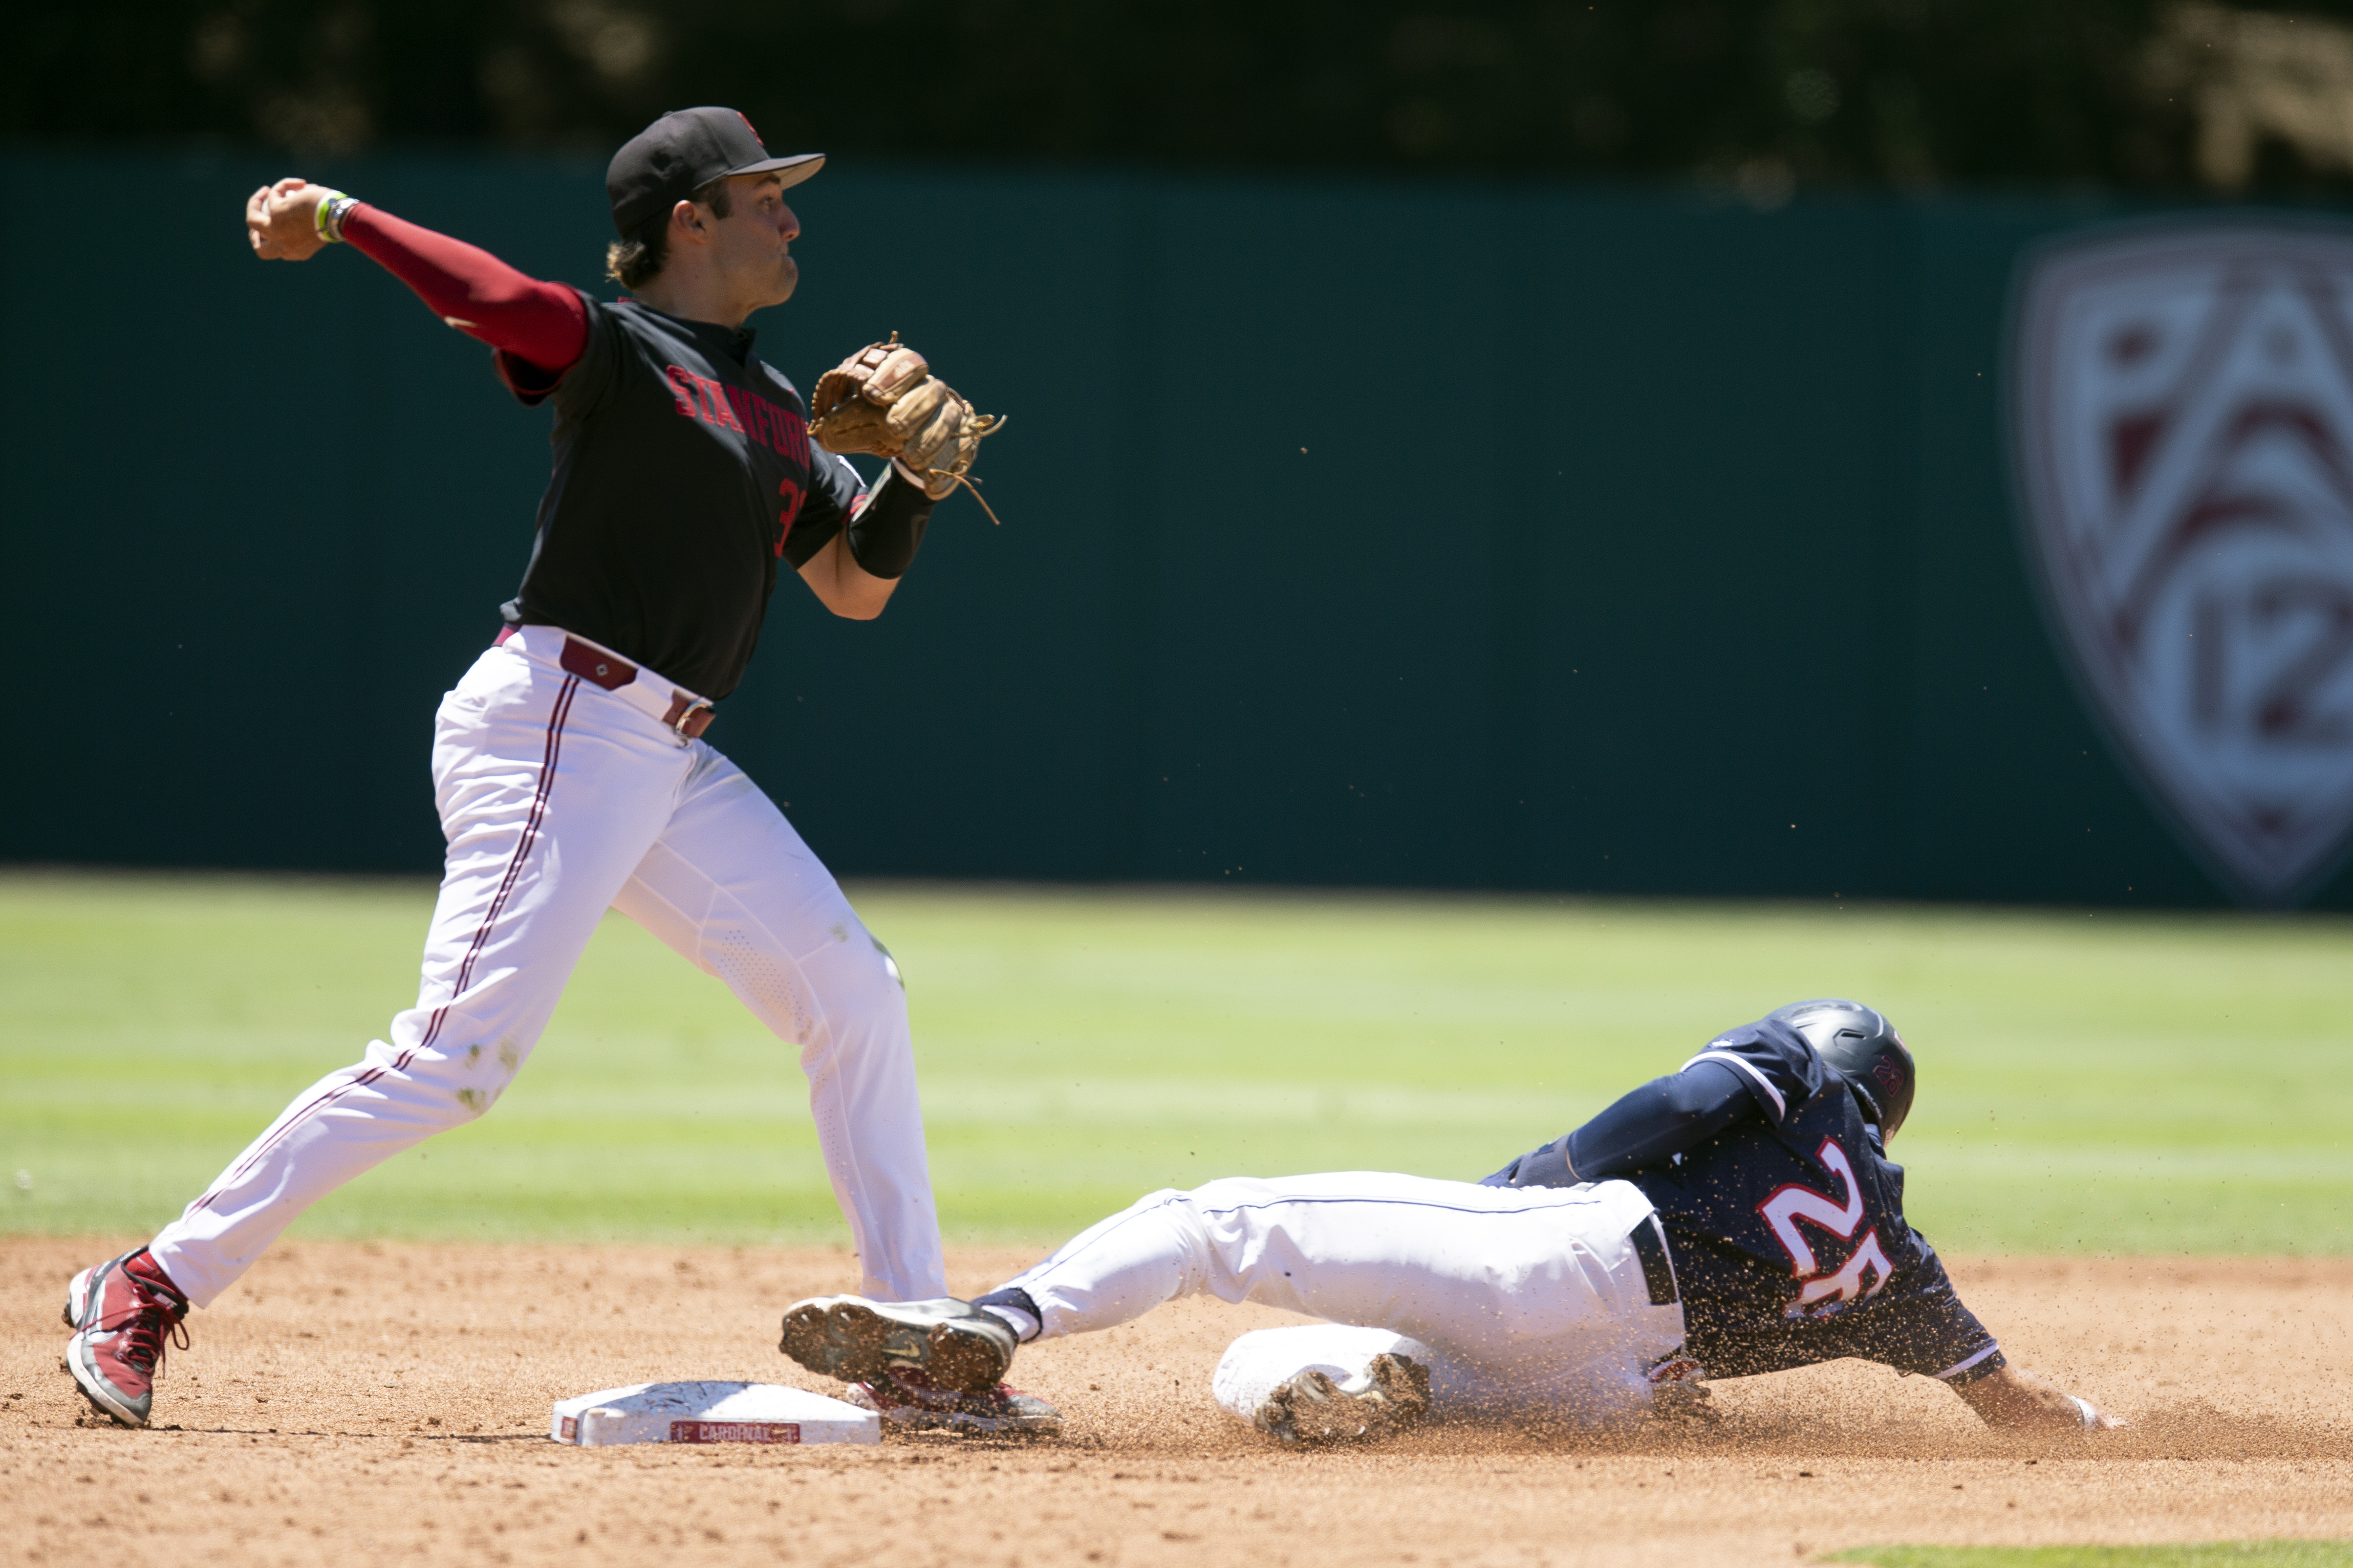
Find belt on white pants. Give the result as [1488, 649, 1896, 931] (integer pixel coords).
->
[494, 623, 716, 743]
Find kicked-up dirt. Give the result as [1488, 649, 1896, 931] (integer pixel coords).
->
[3, 1238, 2349, 1567]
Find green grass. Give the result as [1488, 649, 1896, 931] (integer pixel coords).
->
[1830, 1545, 2353, 1567]
[3, 870, 2350, 1252]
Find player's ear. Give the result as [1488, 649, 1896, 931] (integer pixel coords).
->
[671, 199, 707, 244]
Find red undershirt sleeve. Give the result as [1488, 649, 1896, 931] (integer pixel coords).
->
[342, 204, 589, 378]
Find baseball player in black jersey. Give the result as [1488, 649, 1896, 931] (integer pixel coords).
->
[774, 999, 2124, 1442]
[62, 107, 1016, 1433]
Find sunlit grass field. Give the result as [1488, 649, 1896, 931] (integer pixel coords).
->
[1830, 1545, 2353, 1567]
[3, 870, 2347, 1254]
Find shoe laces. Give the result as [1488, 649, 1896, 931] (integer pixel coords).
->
[106, 1264, 190, 1377]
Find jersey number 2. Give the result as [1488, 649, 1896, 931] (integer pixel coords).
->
[1756, 1138, 1891, 1316]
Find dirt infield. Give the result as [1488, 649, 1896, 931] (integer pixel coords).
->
[5, 1238, 2348, 1567]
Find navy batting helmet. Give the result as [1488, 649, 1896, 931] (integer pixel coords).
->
[1768, 998, 1915, 1141]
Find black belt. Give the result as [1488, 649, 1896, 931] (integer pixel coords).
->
[1629, 1213, 1679, 1307]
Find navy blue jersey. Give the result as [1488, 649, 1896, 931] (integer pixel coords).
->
[1627, 1019, 2002, 1382]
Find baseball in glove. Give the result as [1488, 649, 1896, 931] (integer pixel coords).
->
[807, 334, 1005, 522]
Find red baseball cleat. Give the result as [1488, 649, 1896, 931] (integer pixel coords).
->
[62, 1250, 190, 1428]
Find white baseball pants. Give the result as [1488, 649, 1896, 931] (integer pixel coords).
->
[149, 625, 945, 1308]
[998, 1173, 1686, 1425]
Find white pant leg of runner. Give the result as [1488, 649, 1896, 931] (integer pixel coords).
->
[1000, 1172, 1684, 1425]
[611, 747, 945, 1301]
[152, 636, 697, 1305]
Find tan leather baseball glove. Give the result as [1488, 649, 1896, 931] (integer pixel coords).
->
[807, 335, 1005, 520]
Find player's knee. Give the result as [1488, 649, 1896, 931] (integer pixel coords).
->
[447, 1083, 505, 1121]
[377, 1038, 525, 1127]
[829, 926, 909, 1021]
[786, 926, 910, 1062]
[404, 1073, 508, 1128]
[1125, 1187, 1206, 1237]
[1181, 1174, 1274, 1210]
[858, 928, 905, 998]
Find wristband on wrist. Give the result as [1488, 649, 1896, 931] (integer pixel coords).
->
[2068, 1394, 2097, 1430]
[845, 467, 938, 579]
[314, 191, 359, 244]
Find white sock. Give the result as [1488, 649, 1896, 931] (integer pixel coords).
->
[980, 1303, 1040, 1343]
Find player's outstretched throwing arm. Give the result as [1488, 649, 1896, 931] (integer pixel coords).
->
[1483, 999, 2124, 1434]
[246, 177, 590, 363]
[243, 177, 951, 624]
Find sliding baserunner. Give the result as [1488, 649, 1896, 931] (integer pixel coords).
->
[776, 1000, 2124, 1442]
[64, 107, 1008, 1432]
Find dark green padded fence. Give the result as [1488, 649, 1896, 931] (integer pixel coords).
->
[0, 150, 2324, 907]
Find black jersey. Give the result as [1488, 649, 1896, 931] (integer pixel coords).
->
[1628, 1020, 2003, 1383]
[494, 295, 865, 700]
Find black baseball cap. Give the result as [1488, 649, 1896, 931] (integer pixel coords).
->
[607, 107, 824, 238]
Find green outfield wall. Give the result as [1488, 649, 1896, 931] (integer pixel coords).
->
[0, 150, 2332, 908]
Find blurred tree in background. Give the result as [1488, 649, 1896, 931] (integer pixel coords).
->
[16, 0, 2353, 195]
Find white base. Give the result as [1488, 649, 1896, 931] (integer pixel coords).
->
[550, 1381, 880, 1446]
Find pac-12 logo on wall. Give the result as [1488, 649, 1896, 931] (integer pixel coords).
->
[2012, 221, 2353, 906]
